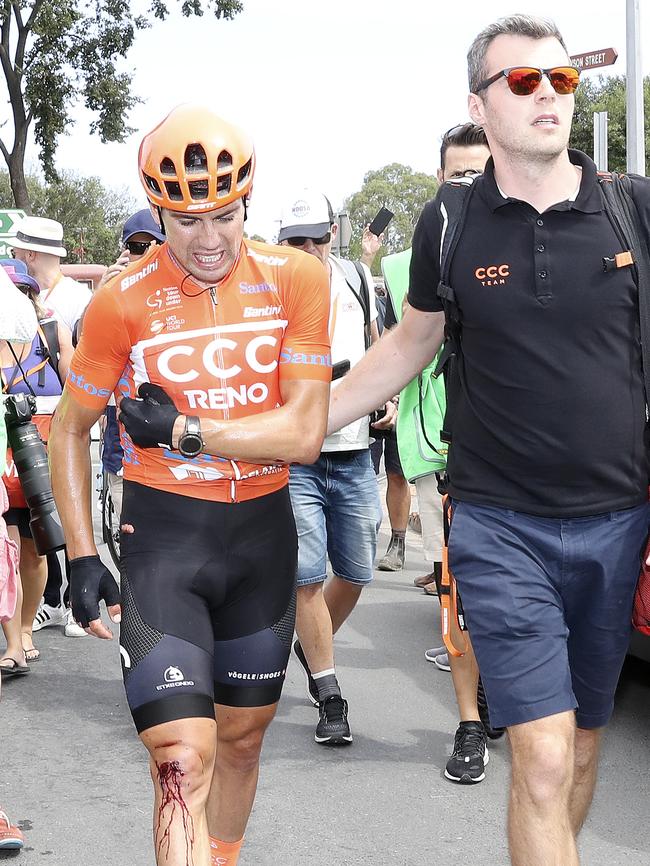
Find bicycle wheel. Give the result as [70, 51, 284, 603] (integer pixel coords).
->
[102, 472, 121, 570]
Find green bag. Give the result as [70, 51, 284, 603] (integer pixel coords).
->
[381, 249, 447, 481]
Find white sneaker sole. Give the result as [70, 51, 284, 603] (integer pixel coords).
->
[444, 747, 489, 784]
[314, 733, 353, 745]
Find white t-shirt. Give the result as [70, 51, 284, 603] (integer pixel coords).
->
[41, 274, 92, 333]
[323, 256, 378, 452]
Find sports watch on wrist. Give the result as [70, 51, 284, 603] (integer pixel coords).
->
[177, 415, 204, 458]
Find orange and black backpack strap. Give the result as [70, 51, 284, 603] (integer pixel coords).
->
[435, 494, 468, 658]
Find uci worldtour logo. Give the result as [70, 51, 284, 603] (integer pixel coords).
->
[155, 666, 195, 691]
[474, 263, 511, 286]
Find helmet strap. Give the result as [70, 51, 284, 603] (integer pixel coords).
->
[156, 206, 167, 236]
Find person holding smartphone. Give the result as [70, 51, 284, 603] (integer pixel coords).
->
[278, 189, 395, 747]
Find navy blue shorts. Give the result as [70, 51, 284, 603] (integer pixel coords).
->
[448, 499, 649, 729]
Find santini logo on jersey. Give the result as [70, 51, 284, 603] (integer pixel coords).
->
[120, 260, 159, 291]
[243, 305, 282, 318]
[239, 281, 277, 294]
[246, 249, 288, 267]
[280, 347, 331, 368]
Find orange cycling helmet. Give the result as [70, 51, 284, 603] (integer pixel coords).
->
[138, 104, 255, 213]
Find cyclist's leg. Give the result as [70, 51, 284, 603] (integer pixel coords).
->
[207, 487, 297, 852]
[119, 482, 219, 866]
[140, 717, 216, 866]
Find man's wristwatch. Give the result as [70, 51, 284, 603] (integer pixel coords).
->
[177, 415, 204, 458]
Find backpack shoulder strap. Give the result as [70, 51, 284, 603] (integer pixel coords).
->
[38, 318, 62, 385]
[431, 175, 478, 448]
[339, 257, 372, 349]
[598, 171, 650, 407]
[437, 174, 478, 299]
[431, 176, 476, 377]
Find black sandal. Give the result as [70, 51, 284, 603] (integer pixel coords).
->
[0, 657, 30, 678]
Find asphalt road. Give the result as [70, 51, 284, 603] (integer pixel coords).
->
[2, 473, 650, 865]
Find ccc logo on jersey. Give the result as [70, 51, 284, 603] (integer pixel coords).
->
[475, 264, 510, 286]
[155, 334, 279, 383]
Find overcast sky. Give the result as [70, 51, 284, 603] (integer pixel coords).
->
[15, 0, 650, 242]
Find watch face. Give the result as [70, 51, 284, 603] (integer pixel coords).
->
[179, 433, 203, 458]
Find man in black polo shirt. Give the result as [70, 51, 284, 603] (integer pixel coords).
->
[328, 13, 650, 866]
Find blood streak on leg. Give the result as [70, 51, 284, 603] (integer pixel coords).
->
[156, 760, 195, 866]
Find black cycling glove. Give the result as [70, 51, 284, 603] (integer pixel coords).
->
[119, 382, 180, 449]
[69, 555, 121, 629]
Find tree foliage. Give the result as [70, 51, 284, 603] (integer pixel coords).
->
[570, 74, 650, 174]
[0, 169, 136, 264]
[344, 163, 438, 271]
[0, 0, 243, 210]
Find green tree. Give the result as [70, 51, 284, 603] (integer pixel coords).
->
[0, 169, 136, 263]
[0, 0, 243, 210]
[344, 163, 438, 272]
[570, 74, 650, 174]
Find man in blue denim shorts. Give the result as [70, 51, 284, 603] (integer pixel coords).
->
[327, 14, 650, 865]
[278, 189, 391, 745]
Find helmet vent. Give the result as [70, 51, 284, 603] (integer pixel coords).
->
[160, 157, 176, 176]
[188, 179, 209, 200]
[164, 180, 183, 201]
[217, 150, 233, 170]
[144, 174, 162, 194]
[216, 175, 232, 197]
[185, 143, 208, 174]
[236, 158, 252, 188]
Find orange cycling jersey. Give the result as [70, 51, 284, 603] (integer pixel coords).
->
[68, 240, 331, 502]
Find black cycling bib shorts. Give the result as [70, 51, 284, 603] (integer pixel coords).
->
[118, 481, 297, 733]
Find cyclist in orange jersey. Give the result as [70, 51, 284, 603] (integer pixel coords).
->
[49, 105, 331, 866]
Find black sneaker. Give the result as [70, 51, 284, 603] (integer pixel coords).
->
[477, 677, 505, 740]
[293, 640, 319, 706]
[315, 695, 352, 746]
[444, 721, 489, 784]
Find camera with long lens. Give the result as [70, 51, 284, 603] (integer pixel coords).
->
[4, 393, 65, 555]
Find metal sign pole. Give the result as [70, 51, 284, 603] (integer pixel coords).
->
[626, 0, 646, 175]
[593, 111, 609, 171]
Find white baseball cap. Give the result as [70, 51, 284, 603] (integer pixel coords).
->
[10, 216, 67, 258]
[278, 189, 334, 242]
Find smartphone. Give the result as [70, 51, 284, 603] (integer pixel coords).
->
[368, 206, 394, 237]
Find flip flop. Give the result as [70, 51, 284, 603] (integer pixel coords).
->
[0, 657, 30, 678]
[23, 648, 40, 663]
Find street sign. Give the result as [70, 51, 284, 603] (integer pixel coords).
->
[570, 48, 618, 71]
[0, 208, 26, 257]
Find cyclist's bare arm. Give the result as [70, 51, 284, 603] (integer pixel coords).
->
[328, 305, 445, 434]
[50, 390, 107, 559]
[171, 378, 330, 466]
